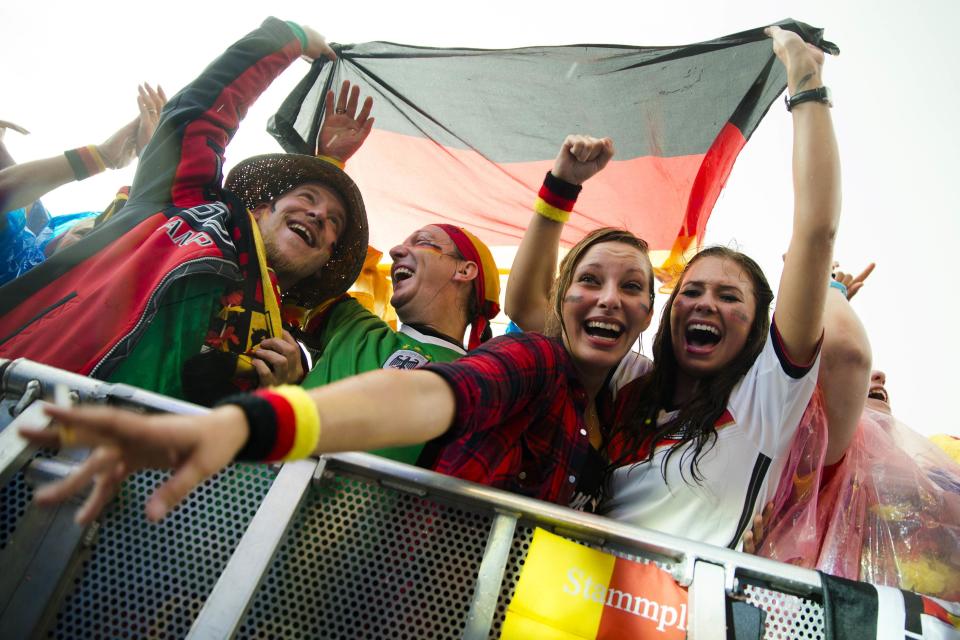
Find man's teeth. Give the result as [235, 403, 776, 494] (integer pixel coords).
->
[288, 222, 314, 246]
[688, 323, 719, 336]
[393, 267, 414, 281]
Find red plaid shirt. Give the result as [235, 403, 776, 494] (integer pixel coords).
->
[421, 332, 613, 506]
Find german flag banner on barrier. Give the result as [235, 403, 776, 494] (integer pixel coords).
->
[500, 528, 688, 639]
[270, 19, 837, 284]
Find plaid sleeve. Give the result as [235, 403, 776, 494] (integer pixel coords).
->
[425, 333, 568, 441]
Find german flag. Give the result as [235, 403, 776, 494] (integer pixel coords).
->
[270, 19, 837, 284]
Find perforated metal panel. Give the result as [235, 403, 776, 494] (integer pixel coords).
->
[744, 583, 825, 640]
[488, 524, 533, 640]
[0, 468, 32, 550]
[237, 473, 493, 639]
[45, 463, 275, 639]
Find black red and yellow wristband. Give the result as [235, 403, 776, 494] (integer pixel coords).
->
[218, 385, 322, 462]
[64, 145, 107, 181]
[534, 171, 582, 223]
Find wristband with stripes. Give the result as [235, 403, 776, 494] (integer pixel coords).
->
[218, 385, 321, 462]
[534, 171, 581, 223]
[64, 145, 107, 181]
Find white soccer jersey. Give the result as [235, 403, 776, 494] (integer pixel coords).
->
[601, 323, 819, 549]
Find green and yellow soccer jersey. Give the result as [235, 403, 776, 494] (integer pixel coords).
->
[302, 297, 466, 464]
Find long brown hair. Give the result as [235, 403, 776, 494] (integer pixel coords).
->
[611, 246, 774, 482]
[544, 228, 654, 339]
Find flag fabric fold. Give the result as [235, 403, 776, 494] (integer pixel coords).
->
[270, 19, 837, 282]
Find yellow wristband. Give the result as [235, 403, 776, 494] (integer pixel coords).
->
[274, 385, 322, 460]
[534, 197, 571, 223]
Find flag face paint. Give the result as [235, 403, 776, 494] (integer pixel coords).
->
[271, 21, 836, 278]
[501, 529, 687, 639]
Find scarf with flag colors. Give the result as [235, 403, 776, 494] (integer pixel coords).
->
[269, 19, 837, 285]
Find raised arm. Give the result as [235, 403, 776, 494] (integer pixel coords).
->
[818, 263, 874, 464]
[768, 25, 841, 363]
[0, 84, 167, 218]
[23, 368, 455, 524]
[128, 18, 335, 209]
[505, 135, 613, 331]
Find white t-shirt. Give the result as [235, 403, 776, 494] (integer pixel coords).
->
[601, 324, 819, 549]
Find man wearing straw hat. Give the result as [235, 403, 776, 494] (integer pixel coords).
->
[0, 18, 369, 405]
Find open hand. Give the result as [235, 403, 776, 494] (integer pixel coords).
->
[316, 80, 375, 163]
[136, 83, 168, 157]
[552, 134, 614, 185]
[19, 404, 248, 524]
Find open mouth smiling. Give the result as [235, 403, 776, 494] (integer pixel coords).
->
[392, 266, 415, 283]
[287, 221, 315, 248]
[685, 322, 721, 350]
[584, 320, 624, 342]
[867, 386, 889, 403]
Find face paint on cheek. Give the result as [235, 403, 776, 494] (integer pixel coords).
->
[413, 245, 444, 256]
[732, 309, 751, 324]
[564, 294, 584, 304]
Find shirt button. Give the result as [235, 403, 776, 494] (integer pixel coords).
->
[518, 471, 527, 480]
[579, 429, 587, 436]
[568, 475, 576, 484]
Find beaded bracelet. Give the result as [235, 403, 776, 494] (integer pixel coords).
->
[64, 145, 107, 181]
[534, 171, 581, 223]
[217, 385, 321, 462]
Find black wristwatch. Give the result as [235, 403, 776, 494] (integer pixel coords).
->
[785, 86, 832, 111]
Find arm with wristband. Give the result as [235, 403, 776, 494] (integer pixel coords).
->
[505, 134, 611, 332]
[21, 366, 458, 524]
[127, 18, 335, 210]
[818, 262, 875, 464]
[0, 84, 167, 218]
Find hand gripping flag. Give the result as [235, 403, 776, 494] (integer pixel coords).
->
[269, 19, 838, 286]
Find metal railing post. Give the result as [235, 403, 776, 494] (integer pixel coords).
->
[186, 458, 322, 640]
[462, 512, 518, 640]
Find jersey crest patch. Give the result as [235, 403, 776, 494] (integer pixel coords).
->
[383, 349, 429, 370]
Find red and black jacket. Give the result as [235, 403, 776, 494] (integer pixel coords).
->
[0, 18, 303, 379]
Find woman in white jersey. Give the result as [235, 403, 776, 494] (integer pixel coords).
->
[506, 25, 840, 548]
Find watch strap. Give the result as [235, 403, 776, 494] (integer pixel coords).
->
[785, 86, 832, 111]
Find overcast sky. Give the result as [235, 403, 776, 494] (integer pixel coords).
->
[2, 0, 957, 436]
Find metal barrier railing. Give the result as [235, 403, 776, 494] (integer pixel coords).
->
[0, 358, 827, 639]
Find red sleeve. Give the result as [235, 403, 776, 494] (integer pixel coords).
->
[128, 17, 303, 209]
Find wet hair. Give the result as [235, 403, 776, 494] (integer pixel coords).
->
[543, 228, 654, 339]
[610, 246, 774, 483]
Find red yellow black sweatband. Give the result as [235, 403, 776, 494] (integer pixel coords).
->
[534, 171, 582, 223]
[218, 385, 321, 462]
[64, 145, 107, 181]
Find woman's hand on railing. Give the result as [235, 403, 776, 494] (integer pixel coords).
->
[20, 404, 247, 525]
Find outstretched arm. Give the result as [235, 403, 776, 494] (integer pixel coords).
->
[22, 368, 455, 524]
[505, 134, 614, 331]
[768, 26, 841, 364]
